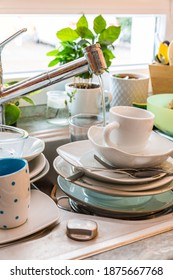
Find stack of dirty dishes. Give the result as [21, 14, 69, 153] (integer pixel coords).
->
[53, 106, 173, 220]
[0, 125, 49, 183]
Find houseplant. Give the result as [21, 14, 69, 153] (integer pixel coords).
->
[47, 14, 121, 115]
[4, 81, 35, 125]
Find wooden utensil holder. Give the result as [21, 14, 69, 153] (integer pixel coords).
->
[149, 64, 173, 94]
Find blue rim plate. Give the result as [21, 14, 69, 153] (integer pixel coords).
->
[58, 175, 173, 215]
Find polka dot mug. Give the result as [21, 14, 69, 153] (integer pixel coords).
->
[0, 158, 30, 229]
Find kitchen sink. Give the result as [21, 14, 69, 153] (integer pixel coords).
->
[32, 130, 70, 197]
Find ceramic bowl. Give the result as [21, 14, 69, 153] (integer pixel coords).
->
[147, 94, 173, 136]
[22, 136, 45, 162]
[87, 125, 173, 168]
[0, 125, 28, 158]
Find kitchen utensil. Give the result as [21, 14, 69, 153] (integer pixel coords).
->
[54, 157, 173, 196]
[56, 140, 173, 183]
[157, 41, 169, 65]
[93, 154, 173, 177]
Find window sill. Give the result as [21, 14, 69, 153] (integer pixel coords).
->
[18, 104, 70, 142]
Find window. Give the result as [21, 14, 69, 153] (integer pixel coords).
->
[0, 0, 172, 77]
[0, 14, 166, 75]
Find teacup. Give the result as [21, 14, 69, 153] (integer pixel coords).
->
[104, 106, 155, 153]
[0, 158, 30, 229]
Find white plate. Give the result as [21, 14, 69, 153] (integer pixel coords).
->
[22, 136, 45, 162]
[30, 160, 50, 183]
[87, 126, 173, 168]
[57, 141, 173, 184]
[54, 156, 173, 196]
[58, 176, 173, 215]
[29, 153, 46, 179]
[0, 190, 59, 245]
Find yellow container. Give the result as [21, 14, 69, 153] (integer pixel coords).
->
[149, 64, 173, 94]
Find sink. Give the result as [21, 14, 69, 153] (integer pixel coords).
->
[32, 130, 70, 197]
[28, 129, 173, 260]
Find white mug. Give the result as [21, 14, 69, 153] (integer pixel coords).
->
[0, 158, 30, 229]
[104, 106, 155, 153]
[65, 83, 112, 115]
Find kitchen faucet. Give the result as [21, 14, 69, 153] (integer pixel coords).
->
[0, 28, 107, 124]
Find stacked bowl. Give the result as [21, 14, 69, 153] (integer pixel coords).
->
[0, 125, 49, 183]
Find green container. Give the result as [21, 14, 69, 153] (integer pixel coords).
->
[147, 94, 173, 136]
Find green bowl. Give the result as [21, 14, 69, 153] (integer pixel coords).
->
[147, 94, 173, 136]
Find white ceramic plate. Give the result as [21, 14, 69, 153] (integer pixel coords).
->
[58, 176, 173, 215]
[22, 136, 45, 162]
[87, 126, 173, 168]
[54, 156, 173, 196]
[29, 153, 46, 179]
[0, 190, 59, 245]
[57, 141, 173, 184]
[30, 160, 50, 183]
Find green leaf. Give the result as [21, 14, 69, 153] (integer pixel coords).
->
[99, 26, 121, 45]
[77, 15, 88, 29]
[46, 49, 59, 56]
[103, 48, 115, 60]
[47, 14, 121, 75]
[76, 26, 94, 39]
[57, 28, 79, 42]
[48, 58, 61, 67]
[94, 15, 106, 34]
[21, 96, 35, 105]
[4, 80, 18, 88]
[5, 103, 21, 125]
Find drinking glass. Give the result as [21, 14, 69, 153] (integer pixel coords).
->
[69, 114, 103, 142]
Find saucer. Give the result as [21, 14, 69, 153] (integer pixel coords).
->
[57, 142, 173, 184]
[54, 156, 173, 196]
[88, 126, 173, 168]
[0, 190, 59, 245]
[58, 176, 173, 215]
[22, 136, 45, 162]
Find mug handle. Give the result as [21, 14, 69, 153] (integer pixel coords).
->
[104, 121, 120, 147]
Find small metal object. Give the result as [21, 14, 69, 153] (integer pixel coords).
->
[84, 43, 107, 75]
[66, 171, 85, 182]
[66, 218, 98, 241]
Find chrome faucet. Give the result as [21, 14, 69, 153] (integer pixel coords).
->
[0, 29, 107, 124]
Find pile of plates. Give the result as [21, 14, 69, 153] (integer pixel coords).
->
[22, 136, 49, 183]
[53, 138, 173, 220]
